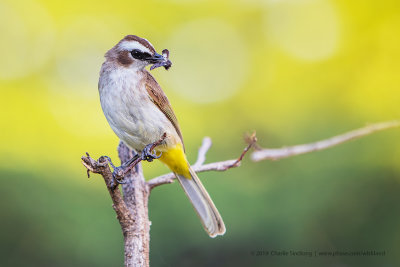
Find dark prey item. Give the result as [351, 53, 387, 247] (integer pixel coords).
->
[150, 49, 172, 70]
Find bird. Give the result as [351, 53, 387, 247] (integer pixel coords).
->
[98, 35, 226, 237]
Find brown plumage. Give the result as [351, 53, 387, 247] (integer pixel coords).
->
[144, 72, 184, 149]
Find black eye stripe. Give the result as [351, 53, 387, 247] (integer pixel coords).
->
[130, 49, 151, 60]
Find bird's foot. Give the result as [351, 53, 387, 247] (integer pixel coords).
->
[103, 154, 140, 186]
[102, 134, 166, 187]
[141, 143, 162, 162]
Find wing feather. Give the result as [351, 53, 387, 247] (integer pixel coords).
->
[144, 71, 184, 148]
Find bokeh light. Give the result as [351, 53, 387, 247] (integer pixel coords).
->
[0, 0, 55, 80]
[45, 16, 130, 137]
[264, 0, 340, 61]
[160, 18, 249, 103]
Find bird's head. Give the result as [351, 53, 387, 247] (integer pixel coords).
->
[105, 35, 169, 70]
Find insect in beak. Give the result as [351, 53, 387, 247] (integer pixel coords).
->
[150, 49, 172, 70]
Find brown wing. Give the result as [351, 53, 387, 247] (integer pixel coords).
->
[144, 71, 185, 149]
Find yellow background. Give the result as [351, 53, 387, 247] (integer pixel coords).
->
[0, 0, 399, 266]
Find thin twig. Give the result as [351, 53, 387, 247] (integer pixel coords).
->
[147, 121, 399, 189]
[147, 159, 240, 190]
[251, 120, 400, 162]
[147, 134, 252, 190]
[224, 132, 257, 170]
[193, 137, 212, 168]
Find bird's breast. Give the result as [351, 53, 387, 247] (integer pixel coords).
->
[98, 67, 176, 151]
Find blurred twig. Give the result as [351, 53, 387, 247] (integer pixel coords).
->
[251, 120, 400, 161]
[147, 133, 256, 190]
[192, 137, 212, 168]
[148, 121, 399, 189]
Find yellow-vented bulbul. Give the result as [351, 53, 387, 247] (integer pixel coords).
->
[98, 35, 225, 237]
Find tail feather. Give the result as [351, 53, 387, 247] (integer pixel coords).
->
[175, 167, 226, 237]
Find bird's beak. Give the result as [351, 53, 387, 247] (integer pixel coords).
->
[147, 53, 165, 64]
[149, 50, 172, 71]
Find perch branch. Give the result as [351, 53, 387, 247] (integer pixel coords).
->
[147, 132, 255, 190]
[251, 120, 400, 161]
[112, 133, 167, 180]
[147, 121, 399, 189]
[81, 153, 135, 244]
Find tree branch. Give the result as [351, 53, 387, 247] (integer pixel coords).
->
[251, 120, 400, 161]
[82, 148, 151, 267]
[147, 121, 399, 189]
[117, 143, 150, 267]
[147, 134, 257, 190]
[81, 154, 133, 223]
[147, 159, 240, 190]
[81, 154, 138, 265]
[192, 137, 212, 168]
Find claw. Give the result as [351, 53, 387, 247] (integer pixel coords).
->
[141, 143, 162, 162]
[112, 166, 126, 183]
[113, 173, 128, 185]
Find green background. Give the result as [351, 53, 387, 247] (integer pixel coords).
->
[0, 0, 399, 266]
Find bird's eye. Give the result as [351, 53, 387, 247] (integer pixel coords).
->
[131, 49, 151, 60]
[131, 49, 140, 56]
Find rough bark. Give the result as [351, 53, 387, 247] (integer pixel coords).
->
[81, 144, 151, 267]
[118, 143, 150, 267]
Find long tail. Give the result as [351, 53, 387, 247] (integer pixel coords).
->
[175, 166, 226, 238]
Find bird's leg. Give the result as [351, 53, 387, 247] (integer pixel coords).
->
[104, 133, 167, 186]
[102, 155, 140, 185]
[115, 155, 141, 183]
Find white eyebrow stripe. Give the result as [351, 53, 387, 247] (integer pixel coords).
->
[119, 41, 152, 54]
